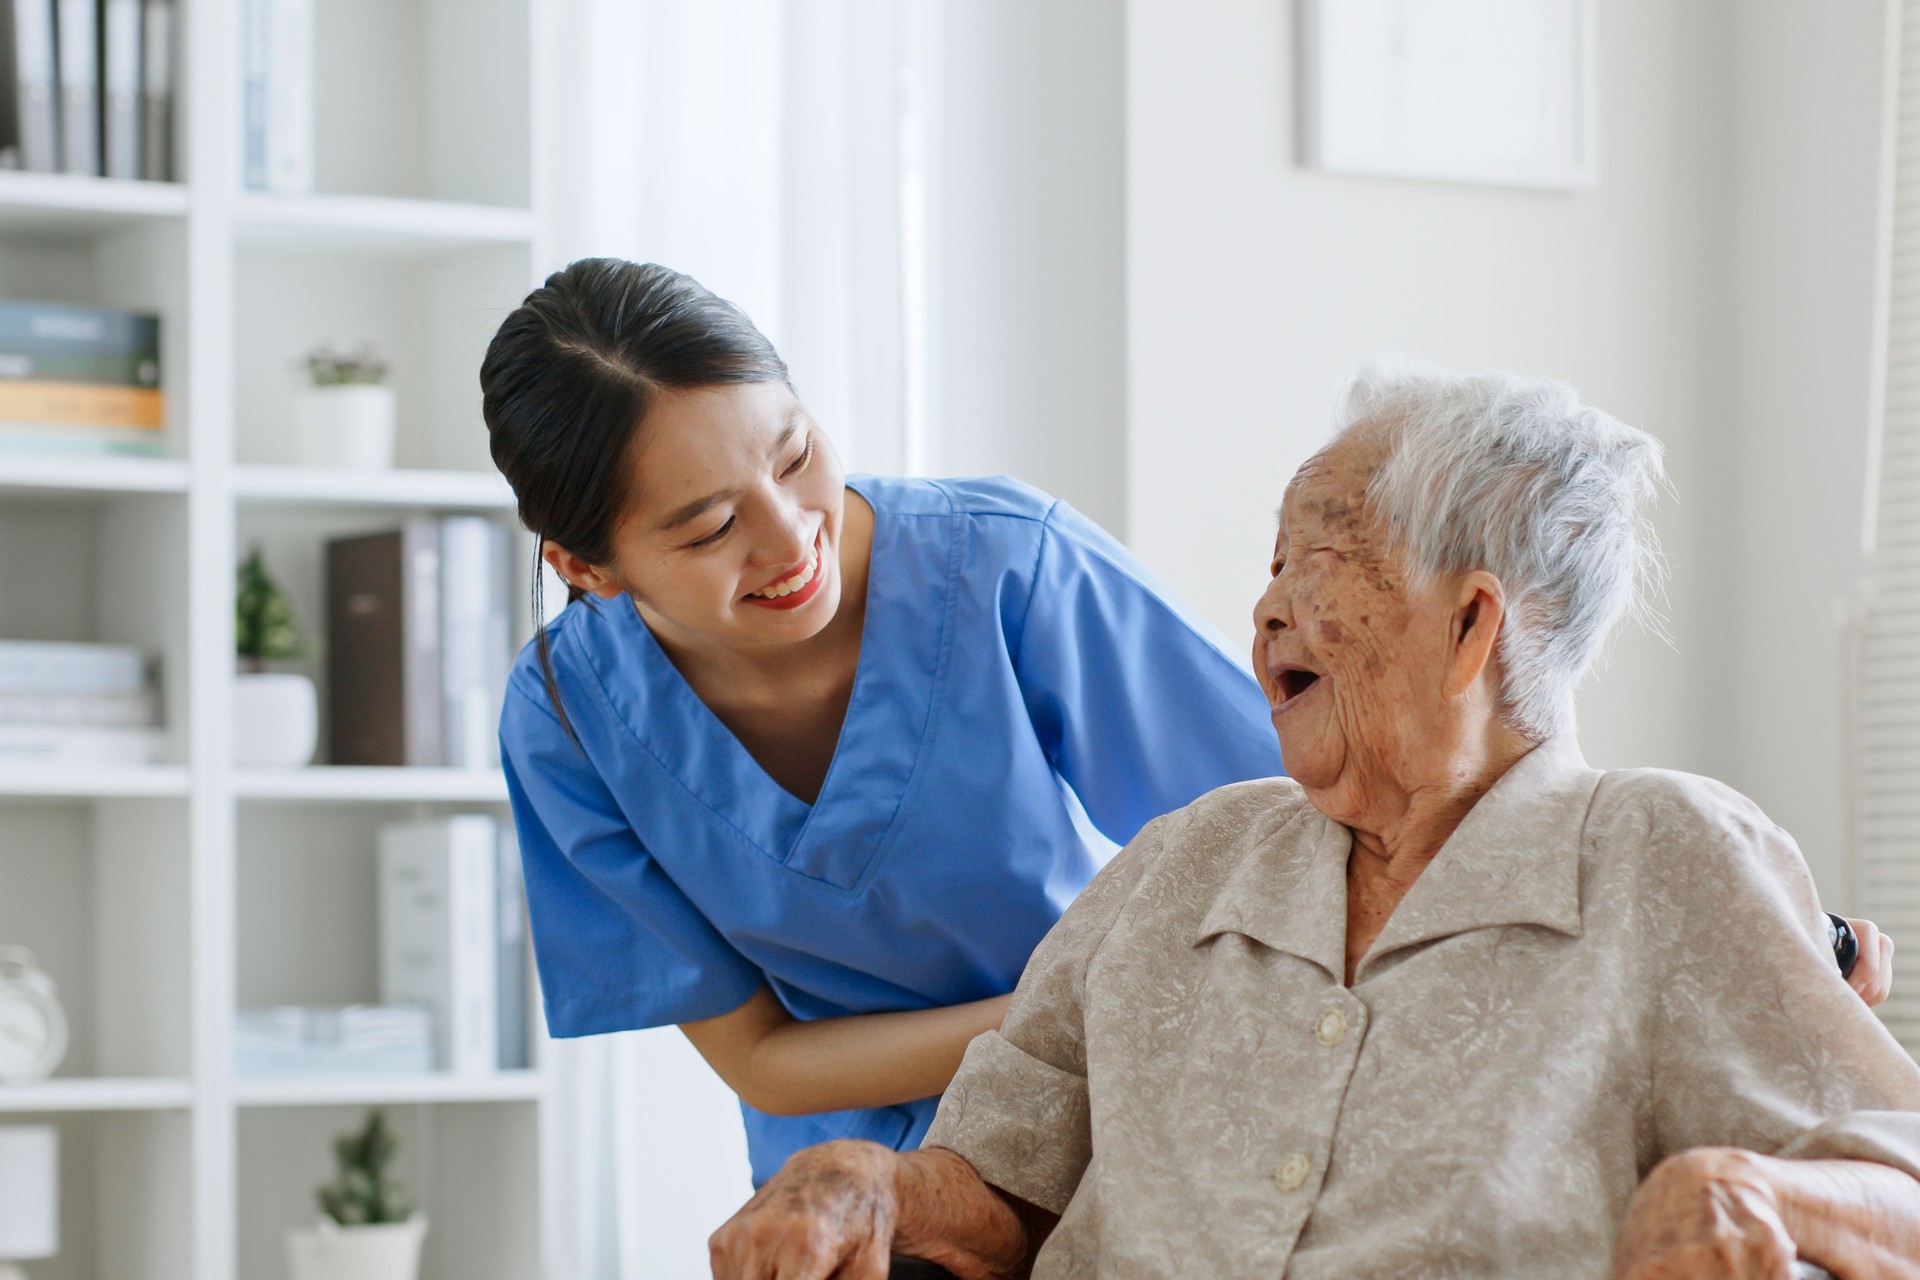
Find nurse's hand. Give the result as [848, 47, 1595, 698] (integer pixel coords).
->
[710, 1142, 1029, 1280]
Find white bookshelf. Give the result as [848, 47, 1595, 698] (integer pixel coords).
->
[0, 3, 560, 1279]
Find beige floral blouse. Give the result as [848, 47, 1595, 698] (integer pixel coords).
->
[924, 738, 1920, 1278]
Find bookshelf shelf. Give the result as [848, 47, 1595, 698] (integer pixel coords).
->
[0, 1077, 195, 1113]
[0, 172, 189, 234]
[234, 192, 538, 255]
[0, 1, 555, 1276]
[233, 1071, 542, 1108]
[0, 454, 191, 498]
[233, 767, 511, 803]
[232, 464, 516, 509]
[0, 765, 192, 798]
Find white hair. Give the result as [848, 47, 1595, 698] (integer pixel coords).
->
[1331, 361, 1668, 740]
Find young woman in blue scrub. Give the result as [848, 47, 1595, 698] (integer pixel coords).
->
[480, 260, 1285, 1187]
[483, 260, 1896, 1190]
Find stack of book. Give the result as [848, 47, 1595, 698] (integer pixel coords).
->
[233, 1004, 434, 1078]
[0, 0, 176, 179]
[379, 814, 531, 1075]
[326, 516, 514, 769]
[0, 297, 164, 456]
[0, 639, 162, 766]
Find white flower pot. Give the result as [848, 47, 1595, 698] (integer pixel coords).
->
[287, 1213, 427, 1280]
[233, 672, 318, 768]
[295, 384, 398, 470]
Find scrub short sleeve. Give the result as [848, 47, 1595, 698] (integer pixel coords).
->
[501, 674, 764, 1036]
[1014, 502, 1281, 846]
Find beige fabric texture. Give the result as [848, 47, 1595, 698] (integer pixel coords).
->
[924, 737, 1920, 1278]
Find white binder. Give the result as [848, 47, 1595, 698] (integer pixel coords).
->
[99, 0, 138, 179]
[53, 0, 96, 174]
[136, 0, 169, 179]
[2, 0, 58, 171]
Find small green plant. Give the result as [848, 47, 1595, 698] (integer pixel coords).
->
[305, 343, 390, 388]
[235, 546, 306, 672]
[315, 1109, 414, 1226]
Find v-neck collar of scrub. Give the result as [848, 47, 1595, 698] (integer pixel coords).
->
[572, 475, 957, 892]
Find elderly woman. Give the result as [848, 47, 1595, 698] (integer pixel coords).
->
[708, 368, 1920, 1279]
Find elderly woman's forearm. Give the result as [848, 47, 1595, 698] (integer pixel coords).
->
[1769, 1157, 1920, 1278]
[889, 1148, 1036, 1280]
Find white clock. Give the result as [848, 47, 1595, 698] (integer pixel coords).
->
[0, 947, 67, 1085]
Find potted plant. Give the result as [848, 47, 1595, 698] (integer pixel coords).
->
[233, 546, 318, 768]
[294, 343, 397, 470]
[287, 1110, 428, 1280]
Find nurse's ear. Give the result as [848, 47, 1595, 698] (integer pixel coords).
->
[541, 540, 626, 600]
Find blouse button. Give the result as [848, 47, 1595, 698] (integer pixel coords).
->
[1314, 1008, 1348, 1048]
[1274, 1153, 1312, 1192]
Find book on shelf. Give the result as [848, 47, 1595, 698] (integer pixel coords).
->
[380, 815, 500, 1075]
[0, 687, 158, 725]
[0, 638, 150, 692]
[0, 0, 59, 172]
[136, 0, 168, 181]
[0, 639, 162, 764]
[99, 0, 139, 180]
[234, 1004, 435, 1077]
[0, 378, 161, 426]
[241, 0, 310, 193]
[0, 420, 161, 453]
[0, 722, 159, 764]
[53, 0, 96, 175]
[0, 297, 160, 364]
[326, 521, 444, 766]
[0, 298, 164, 455]
[327, 517, 515, 768]
[497, 827, 529, 1071]
[441, 515, 513, 769]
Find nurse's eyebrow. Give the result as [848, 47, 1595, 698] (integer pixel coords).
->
[658, 414, 803, 530]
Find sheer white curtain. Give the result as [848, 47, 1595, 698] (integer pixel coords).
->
[535, 3, 926, 1274]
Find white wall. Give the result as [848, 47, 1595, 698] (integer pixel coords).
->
[931, 0, 1127, 534]
[1124, 0, 1891, 900]
[1723, 2, 1887, 907]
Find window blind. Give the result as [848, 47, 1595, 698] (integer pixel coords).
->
[1861, 0, 1920, 1052]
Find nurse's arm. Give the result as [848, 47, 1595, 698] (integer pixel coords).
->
[680, 985, 1013, 1116]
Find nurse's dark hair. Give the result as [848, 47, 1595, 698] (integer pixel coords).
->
[480, 258, 791, 744]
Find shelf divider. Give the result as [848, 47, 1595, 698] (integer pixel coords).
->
[232, 1071, 542, 1108]
[232, 767, 510, 803]
[232, 464, 516, 510]
[0, 1077, 195, 1113]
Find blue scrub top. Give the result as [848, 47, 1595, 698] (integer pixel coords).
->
[500, 474, 1281, 1185]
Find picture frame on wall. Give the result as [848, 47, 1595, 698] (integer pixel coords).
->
[1299, 0, 1596, 190]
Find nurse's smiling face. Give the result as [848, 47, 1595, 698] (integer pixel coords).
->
[546, 380, 852, 651]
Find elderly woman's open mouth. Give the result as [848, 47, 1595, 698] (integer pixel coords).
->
[1268, 662, 1322, 709]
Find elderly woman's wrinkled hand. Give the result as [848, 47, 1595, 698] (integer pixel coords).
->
[1844, 915, 1895, 1006]
[709, 1139, 899, 1280]
[1613, 1148, 1800, 1279]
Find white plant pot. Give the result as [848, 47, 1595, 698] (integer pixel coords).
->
[233, 672, 318, 768]
[295, 384, 398, 470]
[287, 1213, 427, 1280]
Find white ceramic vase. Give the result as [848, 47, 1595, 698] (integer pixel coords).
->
[232, 672, 318, 768]
[294, 384, 398, 470]
[287, 1213, 427, 1280]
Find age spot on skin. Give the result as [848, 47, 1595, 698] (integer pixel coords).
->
[1316, 619, 1348, 645]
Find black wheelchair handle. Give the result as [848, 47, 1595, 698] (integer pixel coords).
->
[1828, 912, 1860, 980]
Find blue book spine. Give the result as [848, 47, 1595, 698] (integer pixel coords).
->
[0, 298, 159, 355]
